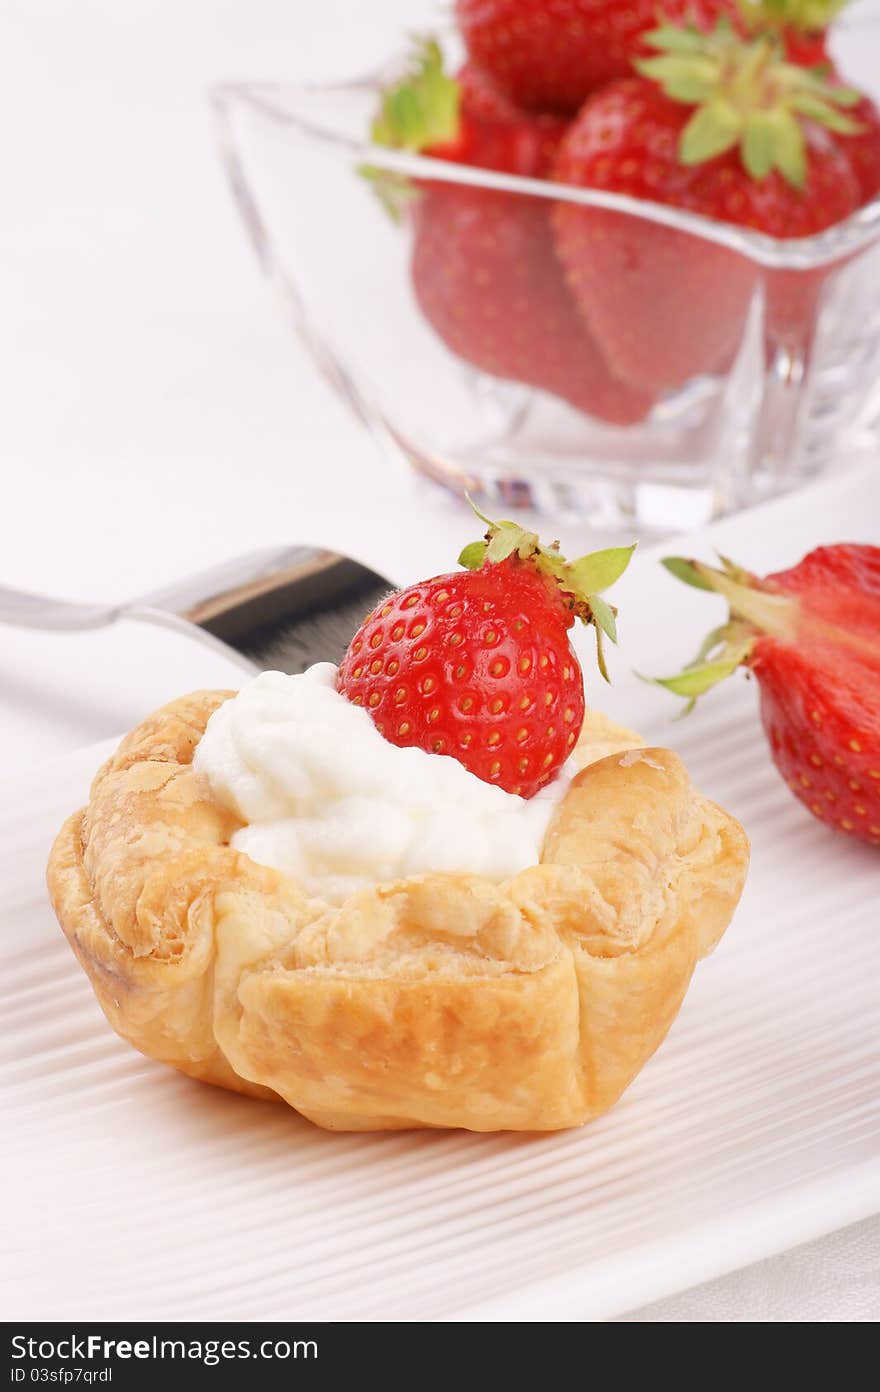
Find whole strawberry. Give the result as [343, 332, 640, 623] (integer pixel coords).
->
[655, 544, 880, 846]
[454, 61, 569, 176]
[551, 21, 863, 394]
[370, 40, 653, 424]
[337, 510, 634, 797]
[410, 188, 653, 423]
[454, 0, 736, 114]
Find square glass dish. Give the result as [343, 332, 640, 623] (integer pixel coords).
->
[212, 59, 880, 528]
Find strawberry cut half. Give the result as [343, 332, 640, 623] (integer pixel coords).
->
[653, 543, 880, 846]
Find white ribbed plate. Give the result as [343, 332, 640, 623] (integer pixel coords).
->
[3, 464, 880, 1322]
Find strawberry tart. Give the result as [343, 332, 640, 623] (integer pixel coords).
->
[47, 513, 748, 1131]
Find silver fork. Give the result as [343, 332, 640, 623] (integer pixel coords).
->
[0, 546, 391, 674]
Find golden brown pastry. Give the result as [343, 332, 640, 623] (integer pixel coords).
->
[47, 691, 747, 1132]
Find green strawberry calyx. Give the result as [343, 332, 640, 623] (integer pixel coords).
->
[648, 555, 800, 713]
[371, 38, 460, 152]
[361, 38, 460, 218]
[737, 0, 852, 36]
[635, 18, 862, 188]
[459, 500, 637, 682]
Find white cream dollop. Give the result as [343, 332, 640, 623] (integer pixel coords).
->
[193, 664, 571, 903]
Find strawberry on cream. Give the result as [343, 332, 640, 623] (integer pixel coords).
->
[193, 664, 572, 904]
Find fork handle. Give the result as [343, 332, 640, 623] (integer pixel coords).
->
[0, 585, 117, 632]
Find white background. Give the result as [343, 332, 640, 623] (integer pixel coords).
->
[2, 0, 878, 1320]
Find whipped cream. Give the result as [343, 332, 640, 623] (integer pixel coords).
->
[194, 664, 572, 903]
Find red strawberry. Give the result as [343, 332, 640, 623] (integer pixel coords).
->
[337, 510, 635, 797]
[655, 544, 880, 846]
[370, 40, 567, 181]
[371, 40, 653, 423]
[781, 29, 831, 64]
[551, 22, 862, 394]
[454, 62, 569, 176]
[454, 0, 737, 114]
[411, 187, 653, 423]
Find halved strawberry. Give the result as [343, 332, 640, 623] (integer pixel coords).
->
[336, 508, 635, 798]
[653, 543, 880, 845]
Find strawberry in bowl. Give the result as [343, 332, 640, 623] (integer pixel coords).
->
[454, 0, 738, 113]
[550, 18, 865, 394]
[366, 40, 654, 425]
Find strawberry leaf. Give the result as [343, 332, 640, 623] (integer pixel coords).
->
[594, 624, 611, 684]
[588, 593, 619, 645]
[357, 166, 418, 222]
[688, 622, 731, 666]
[458, 541, 488, 571]
[788, 92, 861, 133]
[487, 524, 538, 564]
[743, 112, 781, 180]
[465, 495, 495, 530]
[675, 697, 698, 719]
[768, 107, 807, 187]
[568, 544, 637, 596]
[662, 556, 715, 590]
[680, 99, 742, 164]
[818, 84, 861, 110]
[635, 56, 718, 104]
[652, 646, 751, 698]
[371, 38, 460, 152]
[642, 22, 718, 54]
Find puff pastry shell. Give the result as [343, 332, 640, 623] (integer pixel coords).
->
[47, 691, 748, 1131]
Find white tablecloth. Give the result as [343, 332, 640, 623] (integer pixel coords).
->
[2, 0, 878, 1321]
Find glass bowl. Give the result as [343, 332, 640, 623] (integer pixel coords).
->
[212, 67, 880, 529]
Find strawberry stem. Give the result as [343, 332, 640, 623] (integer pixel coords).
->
[646, 554, 796, 711]
[654, 546, 880, 712]
[460, 498, 637, 683]
[662, 557, 796, 636]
